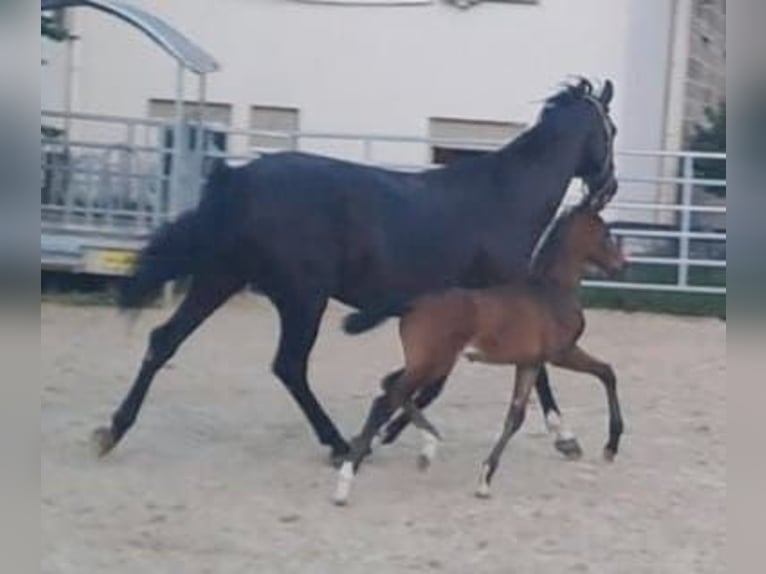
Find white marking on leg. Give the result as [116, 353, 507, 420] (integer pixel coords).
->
[475, 463, 491, 499]
[332, 462, 355, 506]
[419, 430, 439, 468]
[545, 411, 575, 442]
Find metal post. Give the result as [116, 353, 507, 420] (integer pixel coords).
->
[196, 73, 207, 197]
[166, 64, 186, 307]
[678, 154, 693, 287]
[169, 63, 186, 219]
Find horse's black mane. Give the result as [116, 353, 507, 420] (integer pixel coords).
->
[506, 78, 598, 160]
[542, 77, 596, 110]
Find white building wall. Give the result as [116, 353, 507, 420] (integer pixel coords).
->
[42, 0, 684, 213]
[49, 3, 625, 138]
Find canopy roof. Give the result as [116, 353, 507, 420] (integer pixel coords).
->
[41, 0, 219, 74]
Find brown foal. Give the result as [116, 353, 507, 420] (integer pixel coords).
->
[333, 201, 626, 505]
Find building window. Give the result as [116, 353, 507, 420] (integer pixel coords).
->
[148, 98, 231, 154]
[148, 99, 232, 126]
[148, 99, 232, 206]
[249, 105, 300, 152]
[428, 117, 525, 165]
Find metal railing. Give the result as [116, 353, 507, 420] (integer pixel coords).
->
[41, 110, 725, 294]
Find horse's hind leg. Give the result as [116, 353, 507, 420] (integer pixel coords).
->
[535, 366, 583, 460]
[476, 366, 539, 499]
[272, 295, 349, 462]
[553, 346, 623, 461]
[92, 273, 243, 457]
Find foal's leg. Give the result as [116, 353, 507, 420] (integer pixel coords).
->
[272, 294, 349, 462]
[381, 366, 583, 462]
[333, 374, 415, 505]
[535, 366, 583, 460]
[401, 400, 441, 470]
[92, 273, 244, 457]
[553, 346, 624, 461]
[380, 375, 447, 445]
[476, 366, 539, 498]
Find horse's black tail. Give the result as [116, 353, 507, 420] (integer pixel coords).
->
[117, 159, 235, 310]
[116, 210, 200, 310]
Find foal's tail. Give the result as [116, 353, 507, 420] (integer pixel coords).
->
[342, 303, 409, 335]
[342, 309, 394, 335]
[117, 159, 236, 310]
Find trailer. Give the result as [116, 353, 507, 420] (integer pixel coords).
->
[41, 0, 220, 276]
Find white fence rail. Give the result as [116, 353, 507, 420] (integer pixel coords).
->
[41, 110, 725, 294]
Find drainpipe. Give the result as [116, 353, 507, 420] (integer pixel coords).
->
[660, 0, 680, 153]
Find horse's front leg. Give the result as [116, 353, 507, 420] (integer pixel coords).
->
[272, 294, 349, 464]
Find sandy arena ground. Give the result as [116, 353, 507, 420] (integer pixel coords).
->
[42, 296, 725, 573]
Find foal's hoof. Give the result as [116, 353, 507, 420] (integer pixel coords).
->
[603, 446, 617, 462]
[91, 426, 116, 458]
[329, 449, 349, 469]
[555, 437, 583, 460]
[475, 486, 492, 499]
[474, 464, 492, 499]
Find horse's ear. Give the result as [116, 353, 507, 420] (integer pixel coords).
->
[600, 80, 614, 108]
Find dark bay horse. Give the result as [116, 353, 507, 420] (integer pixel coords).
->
[92, 78, 619, 463]
[333, 201, 626, 505]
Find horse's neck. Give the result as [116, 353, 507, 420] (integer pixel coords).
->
[493, 119, 588, 248]
[495, 116, 586, 187]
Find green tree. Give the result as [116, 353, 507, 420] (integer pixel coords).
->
[689, 100, 726, 197]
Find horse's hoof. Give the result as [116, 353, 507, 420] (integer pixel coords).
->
[555, 437, 583, 460]
[417, 453, 431, 471]
[603, 446, 617, 462]
[91, 426, 116, 458]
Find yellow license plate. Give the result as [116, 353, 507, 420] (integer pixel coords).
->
[84, 249, 138, 276]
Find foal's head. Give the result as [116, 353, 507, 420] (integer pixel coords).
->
[563, 205, 625, 277]
[532, 204, 625, 285]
